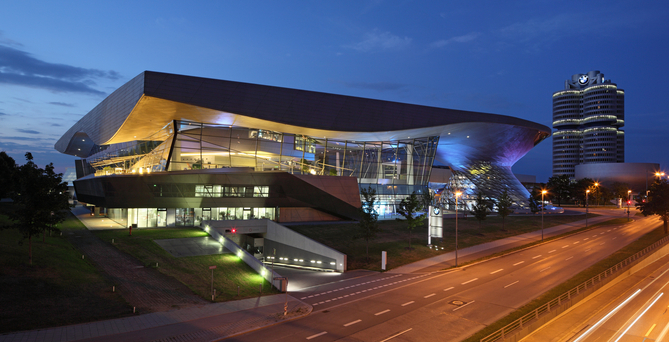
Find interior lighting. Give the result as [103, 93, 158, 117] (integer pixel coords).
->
[317, 261, 322, 264]
[330, 262, 335, 265]
[294, 258, 298, 262]
[299, 259, 304, 262]
[310, 260, 315, 263]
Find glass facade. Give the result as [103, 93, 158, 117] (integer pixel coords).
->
[79, 120, 439, 223]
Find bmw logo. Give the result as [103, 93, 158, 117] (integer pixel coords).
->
[578, 75, 589, 85]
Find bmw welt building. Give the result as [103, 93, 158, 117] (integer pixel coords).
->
[55, 71, 550, 228]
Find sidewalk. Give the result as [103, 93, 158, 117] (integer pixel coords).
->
[0, 208, 623, 341]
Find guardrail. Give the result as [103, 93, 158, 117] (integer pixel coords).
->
[480, 234, 669, 342]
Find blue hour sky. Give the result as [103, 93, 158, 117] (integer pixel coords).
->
[1, 0, 668, 182]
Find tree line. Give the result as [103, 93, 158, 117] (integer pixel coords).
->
[0, 152, 71, 265]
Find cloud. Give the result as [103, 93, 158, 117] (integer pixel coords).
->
[0, 111, 7, 116]
[431, 32, 481, 48]
[1, 135, 47, 141]
[344, 29, 411, 52]
[16, 129, 41, 134]
[0, 31, 22, 47]
[0, 44, 121, 95]
[338, 80, 407, 91]
[48, 101, 75, 107]
[50, 123, 63, 127]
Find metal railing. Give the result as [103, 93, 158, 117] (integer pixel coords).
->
[480, 234, 669, 342]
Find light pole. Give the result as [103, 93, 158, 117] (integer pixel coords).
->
[627, 190, 631, 222]
[586, 189, 590, 228]
[593, 182, 599, 206]
[455, 191, 462, 267]
[541, 190, 547, 241]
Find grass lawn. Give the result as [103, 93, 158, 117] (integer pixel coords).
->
[92, 229, 280, 301]
[0, 208, 130, 333]
[464, 218, 664, 342]
[289, 213, 601, 271]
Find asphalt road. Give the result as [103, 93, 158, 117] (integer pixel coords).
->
[226, 211, 661, 342]
[563, 250, 669, 342]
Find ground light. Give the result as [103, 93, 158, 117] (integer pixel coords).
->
[586, 189, 590, 228]
[541, 190, 547, 241]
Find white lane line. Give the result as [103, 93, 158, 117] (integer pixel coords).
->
[573, 241, 580, 244]
[490, 269, 504, 274]
[444, 286, 454, 292]
[600, 242, 605, 245]
[562, 245, 570, 248]
[540, 266, 551, 272]
[600, 232, 605, 235]
[593, 235, 598, 237]
[613, 237, 618, 240]
[548, 250, 556, 253]
[565, 256, 574, 261]
[453, 300, 475, 311]
[504, 281, 519, 288]
[307, 331, 327, 339]
[532, 255, 542, 259]
[402, 301, 415, 306]
[461, 278, 479, 285]
[424, 293, 436, 298]
[301, 297, 307, 299]
[514, 261, 525, 266]
[584, 238, 589, 241]
[379, 328, 413, 342]
[375, 309, 390, 316]
[607, 229, 611, 232]
[344, 319, 361, 327]
[585, 248, 591, 252]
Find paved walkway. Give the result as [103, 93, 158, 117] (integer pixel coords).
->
[0, 208, 625, 342]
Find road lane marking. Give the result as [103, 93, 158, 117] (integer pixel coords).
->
[402, 301, 414, 306]
[585, 249, 591, 252]
[490, 269, 503, 274]
[504, 281, 519, 288]
[514, 261, 525, 266]
[613, 293, 664, 342]
[424, 293, 436, 298]
[593, 235, 598, 237]
[379, 328, 412, 342]
[565, 256, 574, 261]
[548, 250, 556, 253]
[562, 245, 570, 248]
[540, 266, 551, 272]
[375, 309, 390, 316]
[453, 300, 475, 311]
[584, 238, 589, 240]
[607, 229, 611, 232]
[574, 241, 580, 244]
[461, 278, 479, 285]
[646, 323, 657, 337]
[532, 255, 542, 259]
[344, 319, 361, 327]
[600, 243, 605, 245]
[444, 286, 454, 291]
[307, 331, 327, 339]
[613, 237, 617, 240]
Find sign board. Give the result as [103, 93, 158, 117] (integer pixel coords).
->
[429, 206, 443, 239]
[209, 266, 217, 269]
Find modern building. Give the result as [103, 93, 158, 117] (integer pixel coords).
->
[575, 163, 661, 195]
[553, 71, 625, 178]
[55, 71, 550, 228]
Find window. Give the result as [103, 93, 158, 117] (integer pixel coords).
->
[253, 186, 269, 197]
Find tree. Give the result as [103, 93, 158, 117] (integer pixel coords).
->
[0, 151, 17, 199]
[472, 191, 492, 229]
[356, 186, 380, 260]
[573, 178, 595, 207]
[396, 191, 426, 249]
[497, 189, 513, 230]
[611, 182, 631, 201]
[546, 175, 571, 206]
[528, 194, 539, 214]
[420, 189, 435, 216]
[637, 179, 669, 234]
[6, 153, 70, 265]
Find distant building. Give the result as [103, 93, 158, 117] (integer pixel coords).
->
[552, 71, 625, 178]
[575, 163, 660, 195]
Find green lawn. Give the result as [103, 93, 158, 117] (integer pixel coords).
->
[289, 213, 601, 271]
[0, 210, 130, 333]
[92, 229, 280, 301]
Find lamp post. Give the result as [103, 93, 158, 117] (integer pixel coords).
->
[627, 190, 631, 222]
[455, 191, 462, 267]
[586, 189, 590, 228]
[593, 182, 599, 206]
[541, 190, 547, 241]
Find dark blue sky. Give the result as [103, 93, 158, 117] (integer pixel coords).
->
[1, 1, 667, 182]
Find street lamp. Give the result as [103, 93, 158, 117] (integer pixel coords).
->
[627, 190, 631, 222]
[593, 182, 600, 206]
[586, 189, 590, 228]
[455, 191, 462, 267]
[541, 190, 547, 241]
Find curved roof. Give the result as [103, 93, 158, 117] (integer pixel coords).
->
[55, 71, 550, 157]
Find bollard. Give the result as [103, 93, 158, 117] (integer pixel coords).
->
[133, 307, 136, 313]
[259, 284, 262, 295]
[112, 239, 114, 243]
[156, 262, 158, 268]
[113, 285, 115, 292]
[60, 232, 62, 236]
[82, 255, 84, 259]
[237, 286, 240, 296]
